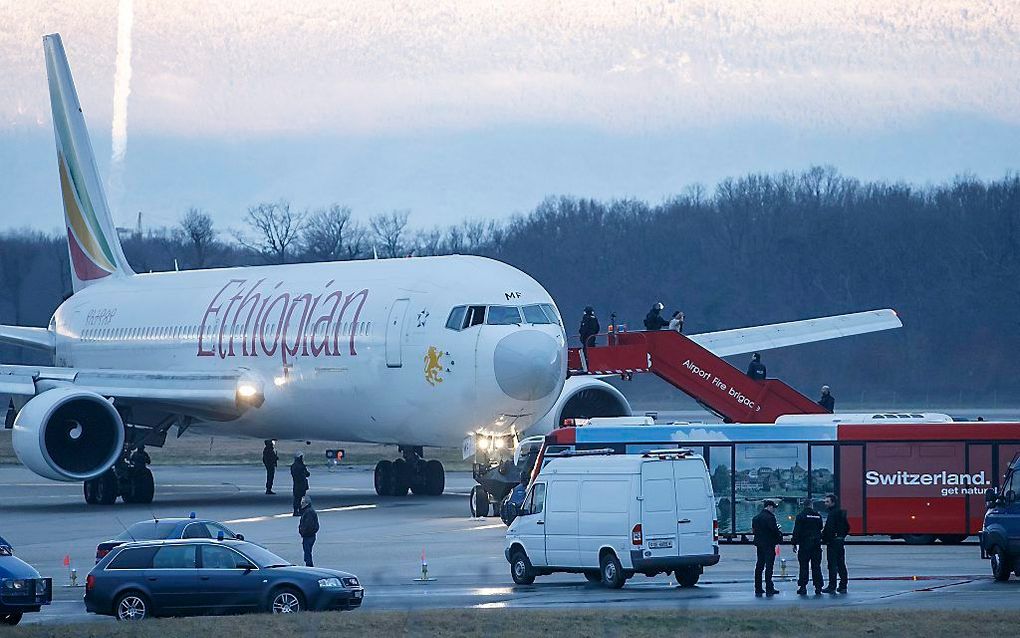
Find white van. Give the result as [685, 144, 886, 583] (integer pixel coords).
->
[505, 450, 719, 588]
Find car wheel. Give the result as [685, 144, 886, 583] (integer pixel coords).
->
[1, 612, 23, 626]
[583, 571, 602, 583]
[990, 546, 1013, 582]
[374, 460, 394, 496]
[600, 552, 626, 589]
[470, 486, 489, 517]
[675, 566, 701, 587]
[270, 588, 305, 614]
[115, 591, 150, 621]
[424, 460, 445, 496]
[510, 549, 536, 585]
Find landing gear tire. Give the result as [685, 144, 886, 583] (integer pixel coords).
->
[990, 546, 1012, 582]
[123, 468, 155, 504]
[391, 459, 411, 497]
[600, 552, 626, 589]
[84, 470, 118, 505]
[424, 460, 445, 496]
[374, 460, 396, 497]
[675, 566, 701, 587]
[470, 486, 490, 517]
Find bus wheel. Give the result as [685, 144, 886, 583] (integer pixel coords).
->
[936, 534, 967, 544]
[901, 534, 936, 545]
[990, 546, 1012, 582]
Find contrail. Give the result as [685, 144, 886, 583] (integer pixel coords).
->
[108, 0, 133, 210]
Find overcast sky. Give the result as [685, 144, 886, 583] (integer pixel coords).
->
[2, 1, 1019, 233]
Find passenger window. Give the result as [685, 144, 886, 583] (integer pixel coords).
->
[446, 306, 467, 331]
[107, 547, 157, 570]
[532, 483, 547, 515]
[182, 523, 211, 539]
[201, 545, 245, 569]
[521, 305, 552, 324]
[486, 306, 522, 325]
[464, 306, 486, 328]
[152, 545, 197, 569]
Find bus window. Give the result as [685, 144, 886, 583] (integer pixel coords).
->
[708, 446, 733, 536]
[809, 445, 835, 512]
[735, 443, 807, 534]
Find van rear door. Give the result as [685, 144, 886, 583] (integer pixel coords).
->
[640, 460, 680, 559]
[674, 460, 715, 557]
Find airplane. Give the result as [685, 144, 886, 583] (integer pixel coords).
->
[0, 34, 902, 506]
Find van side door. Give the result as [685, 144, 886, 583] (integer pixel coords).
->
[674, 460, 716, 557]
[544, 480, 579, 567]
[640, 460, 680, 559]
[515, 483, 548, 566]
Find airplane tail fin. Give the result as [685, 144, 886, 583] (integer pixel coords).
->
[44, 33, 134, 292]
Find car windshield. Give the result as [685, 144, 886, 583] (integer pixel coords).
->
[239, 544, 292, 568]
[116, 521, 180, 541]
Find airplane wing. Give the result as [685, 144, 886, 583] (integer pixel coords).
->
[0, 326, 55, 352]
[0, 364, 258, 422]
[687, 309, 901, 358]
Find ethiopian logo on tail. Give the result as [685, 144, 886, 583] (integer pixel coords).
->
[58, 151, 118, 281]
[424, 346, 446, 386]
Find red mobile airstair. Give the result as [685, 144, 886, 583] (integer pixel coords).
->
[567, 330, 827, 423]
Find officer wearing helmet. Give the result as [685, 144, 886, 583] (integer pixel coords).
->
[643, 302, 669, 331]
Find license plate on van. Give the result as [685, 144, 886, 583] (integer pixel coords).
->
[648, 539, 674, 549]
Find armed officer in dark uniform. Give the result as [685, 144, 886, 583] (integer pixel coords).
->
[791, 498, 825, 595]
[821, 493, 851, 593]
[752, 499, 783, 596]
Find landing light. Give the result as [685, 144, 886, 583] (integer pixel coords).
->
[494, 437, 505, 449]
[237, 384, 258, 398]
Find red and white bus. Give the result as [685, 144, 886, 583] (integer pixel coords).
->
[536, 414, 1020, 543]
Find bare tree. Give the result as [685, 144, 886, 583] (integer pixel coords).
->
[302, 204, 353, 261]
[179, 208, 216, 267]
[370, 210, 410, 258]
[235, 200, 305, 264]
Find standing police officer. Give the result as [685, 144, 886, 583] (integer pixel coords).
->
[290, 452, 310, 516]
[752, 500, 783, 596]
[298, 495, 319, 567]
[263, 440, 278, 495]
[821, 493, 850, 593]
[746, 353, 767, 380]
[791, 498, 824, 595]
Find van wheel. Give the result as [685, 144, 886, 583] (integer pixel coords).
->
[470, 486, 489, 517]
[600, 552, 626, 589]
[583, 571, 601, 583]
[675, 566, 701, 587]
[990, 546, 1013, 582]
[510, 550, 536, 585]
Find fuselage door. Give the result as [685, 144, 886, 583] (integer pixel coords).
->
[386, 298, 410, 368]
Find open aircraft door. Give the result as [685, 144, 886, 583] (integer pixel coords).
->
[386, 299, 410, 367]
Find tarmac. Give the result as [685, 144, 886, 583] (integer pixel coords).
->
[1, 462, 1017, 625]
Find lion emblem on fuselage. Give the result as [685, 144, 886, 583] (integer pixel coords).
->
[424, 346, 444, 386]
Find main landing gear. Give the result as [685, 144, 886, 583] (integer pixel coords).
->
[83, 461, 155, 505]
[374, 446, 445, 497]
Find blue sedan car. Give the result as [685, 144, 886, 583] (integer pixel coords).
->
[0, 536, 52, 626]
[85, 539, 363, 620]
[95, 517, 243, 563]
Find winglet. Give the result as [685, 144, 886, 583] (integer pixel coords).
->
[44, 33, 134, 292]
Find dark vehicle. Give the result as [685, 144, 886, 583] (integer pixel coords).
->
[85, 539, 363, 620]
[980, 454, 1020, 581]
[95, 517, 243, 563]
[0, 536, 52, 626]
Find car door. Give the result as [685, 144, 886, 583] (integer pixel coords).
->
[514, 482, 548, 566]
[145, 545, 200, 614]
[1000, 469, 1020, 554]
[674, 460, 716, 557]
[196, 544, 262, 613]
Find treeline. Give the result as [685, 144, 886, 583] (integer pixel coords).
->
[1, 166, 1017, 406]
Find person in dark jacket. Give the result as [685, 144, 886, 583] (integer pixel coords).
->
[791, 498, 825, 595]
[290, 452, 310, 516]
[746, 353, 767, 380]
[752, 500, 784, 596]
[298, 495, 319, 567]
[643, 302, 669, 330]
[821, 493, 850, 593]
[129, 444, 151, 468]
[579, 306, 600, 348]
[263, 440, 279, 495]
[818, 386, 835, 412]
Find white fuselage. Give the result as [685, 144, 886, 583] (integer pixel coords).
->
[49, 255, 567, 447]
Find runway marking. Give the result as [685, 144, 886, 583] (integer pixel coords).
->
[225, 504, 376, 524]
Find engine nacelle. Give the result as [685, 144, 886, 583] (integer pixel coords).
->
[12, 388, 125, 482]
[527, 375, 632, 436]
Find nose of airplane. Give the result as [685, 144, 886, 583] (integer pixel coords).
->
[492, 330, 563, 402]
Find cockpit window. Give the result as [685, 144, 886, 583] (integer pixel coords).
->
[539, 303, 562, 326]
[465, 306, 486, 328]
[446, 306, 467, 330]
[486, 306, 523, 325]
[521, 305, 552, 324]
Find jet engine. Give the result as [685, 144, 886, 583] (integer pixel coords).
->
[528, 375, 632, 435]
[12, 387, 125, 481]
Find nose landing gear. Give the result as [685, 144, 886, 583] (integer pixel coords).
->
[374, 446, 445, 497]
